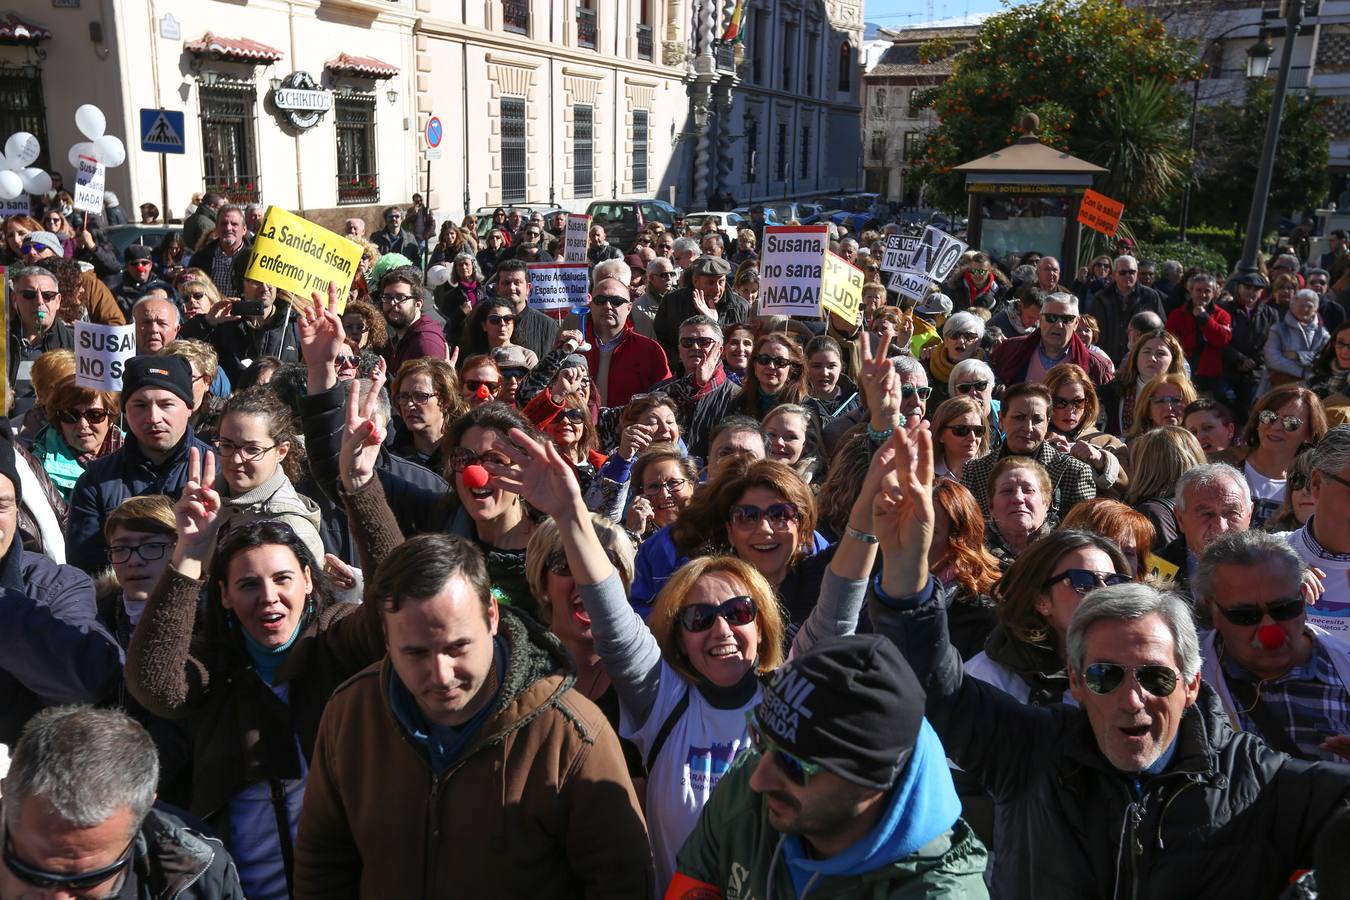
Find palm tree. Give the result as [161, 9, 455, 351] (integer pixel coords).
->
[1078, 78, 1189, 210]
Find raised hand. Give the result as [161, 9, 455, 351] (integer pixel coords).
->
[299, 281, 348, 369]
[626, 496, 656, 535]
[874, 422, 935, 598]
[172, 447, 223, 575]
[205, 299, 242, 327]
[550, 366, 589, 405]
[485, 427, 584, 520]
[339, 376, 386, 493]
[691, 287, 716, 319]
[618, 422, 656, 461]
[859, 330, 900, 432]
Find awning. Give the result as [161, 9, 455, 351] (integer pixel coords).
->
[325, 53, 399, 79]
[185, 32, 284, 64]
[0, 13, 51, 44]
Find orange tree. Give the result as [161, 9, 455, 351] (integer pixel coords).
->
[910, 0, 1200, 212]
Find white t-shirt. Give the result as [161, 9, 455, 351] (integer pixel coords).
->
[1281, 523, 1350, 643]
[1245, 460, 1286, 528]
[621, 659, 757, 891]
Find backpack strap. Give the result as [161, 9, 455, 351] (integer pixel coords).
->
[645, 687, 692, 774]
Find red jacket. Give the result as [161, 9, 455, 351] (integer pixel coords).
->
[386, 312, 448, 375]
[1166, 303, 1232, 379]
[573, 315, 672, 407]
[989, 330, 1112, 386]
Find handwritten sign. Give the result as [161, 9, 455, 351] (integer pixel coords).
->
[527, 262, 590, 311]
[0, 198, 30, 218]
[74, 321, 136, 391]
[888, 269, 931, 303]
[1077, 188, 1124, 237]
[244, 206, 363, 313]
[759, 225, 829, 318]
[881, 234, 920, 273]
[563, 214, 591, 263]
[904, 225, 967, 283]
[73, 154, 105, 215]
[821, 253, 864, 323]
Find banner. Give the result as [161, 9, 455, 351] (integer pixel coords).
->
[758, 225, 829, 318]
[563, 214, 591, 263]
[74, 321, 136, 391]
[244, 206, 363, 312]
[73, 154, 105, 214]
[1077, 188, 1124, 237]
[527, 262, 590, 311]
[0, 198, 30, 218]
[0, 268, 6, 406]
[903, 225, 967, 283]
[888, 269, 931, 303]
[821, 253, 864, 323]
[880, 233, 920, 273]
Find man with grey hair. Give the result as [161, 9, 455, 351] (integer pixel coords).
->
[1194, 529, 1350, 762]
[1, 706, 243, 898]
[990, 291, 1111, 385]
[1281, 424, 1350, 638]
[823, 345, 932, 454]
[1084, 253, 1164, 363]
[1158, 461, 1252, 592]
[244, 202, 264, 238]
[671, 236, 701, 272]
[659, 314, 738, 458]
[869, 465, 1350, 900]
[590, 257, 632, 289]
[632, 256, 675, 339]
[1157, 259, 1186, 309]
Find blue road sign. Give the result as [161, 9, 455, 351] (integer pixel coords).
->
[140, 109, 185, 154]
[426, 116, 443, 148]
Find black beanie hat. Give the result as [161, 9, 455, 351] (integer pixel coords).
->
[122, 355, 195, 409]
[755, 633, 924, 790]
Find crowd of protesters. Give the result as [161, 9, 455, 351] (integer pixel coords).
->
[4, 189, 1350, 900]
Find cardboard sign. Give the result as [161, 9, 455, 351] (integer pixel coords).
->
[0, 197, 30, 218]
[527, 262, 590, 311]
[880, 234, 920, 273]
[244, 206, 363, 313]
[821, 253, 864, 323]
[904, 225, 967, 283]
[888, 268, 931, 303]
[73, 154, 105, 215]
[74, 321, 136, 391]
[758, 225, 829, 318]
[1144, 552, 1179, 586]
[563, 214, 591, 263]
[1078, 189, 1124, 237]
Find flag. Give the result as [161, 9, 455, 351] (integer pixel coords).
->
[721, 0, 745, 43]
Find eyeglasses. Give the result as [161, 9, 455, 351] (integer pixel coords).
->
[106, 542, 174, 564]
[1150, 395, 1186, 408]
[900, 384, 933, 401]
[591, 294, 630, 307]
[464, 379, 499, 393]
[397, 390, 438, 407]
[729, 502, 800, 529]
[3, 823, 135, 893]
[1335, 340, 1350, 352]
[746, 710, 821, 786]
[379, 292, 414, 305]
[214, 439, 277, 461]
[18, 289, 58, 302]
[1082, 662, 1179, 698]
[1042, 312, 1077, 326]
[754, 354, 793, 369]
[556, 408, 587, 423]
[487, 314, 516, 326]
[1116, 269, 1139, 276]
[680, 336, 717, 350]
[1258, 409, 1303, 432]
[955, 380, 989, 395]
[499, 367, 528, 379]
[1042, 569, 1132, 594]
[1212, 596, 1305, 627]
[56, 408, 111, 425]
[676, 595, 757, 632]
[642, 478, 688, 497]
[1052, 396, 1086, 410]
[945, 424, 985, 438]
[449, 446, 510, 472]
[650, 270, 674, 278]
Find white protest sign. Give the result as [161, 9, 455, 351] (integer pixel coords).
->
[888, 269, 931, 302]
[527, 262, 590, 311]
[881, 234, 920, 273]
[904, 225, 967, 282]
[563, 214, 591, 263]
[74, 321, 136, 391]
[73, 154, 105, 214]
[0, 197, 30, 218]
[758, 225, 828, 318]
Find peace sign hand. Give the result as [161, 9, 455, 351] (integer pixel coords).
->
[300, 281, 348, 368]
[172, 447, 223, 574]
[859, 330, 900, 432]
[339, 369, 387, 493]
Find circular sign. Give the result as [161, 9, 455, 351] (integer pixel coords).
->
[273, 72, 331, 131]
[426, 116, 443, 148]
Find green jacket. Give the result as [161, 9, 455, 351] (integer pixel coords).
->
[673, 752, 989, 900]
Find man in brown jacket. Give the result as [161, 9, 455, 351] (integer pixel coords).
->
[293, 529, 654, 898]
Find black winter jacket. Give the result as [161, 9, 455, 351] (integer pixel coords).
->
[181, 300, 301, 387]
[871, 577, 1350, 900]
[1219, 298, 1280, 383]
[132, 809, 245, 899]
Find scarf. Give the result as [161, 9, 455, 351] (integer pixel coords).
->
[928, 343, 960, 384]
[964, 271, 995, 303]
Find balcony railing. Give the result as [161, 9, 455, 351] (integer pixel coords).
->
[637, 23, 652, 60]
[578, 6, 597, 49]
[205, 174, 261, 205]
[504, 0, 529, 34]
[337, 173, 380, 205]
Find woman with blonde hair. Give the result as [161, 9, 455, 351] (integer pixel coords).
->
[177, 270, 223, 321]
[1099, 329, 1186, 436]
[930, 396, 989, 483]
[1125, 425, 1206, 549]
[1123, 373, 1199, 444]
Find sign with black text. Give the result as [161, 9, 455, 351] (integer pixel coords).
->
[903, 225, 967, 283]
[527, 262, 590, 310]
[758, 225, 829, 318]
[74, 321, 136, 391]
[881, 234, 920, 273]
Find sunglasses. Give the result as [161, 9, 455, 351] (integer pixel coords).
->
[1042, 312, 1077, 326]
[449, 446, 510, 472]
[4, 828, 135, 893]
[901, 384, 933, 401]
[556, 408, 587, 423]
[955, 380, 989, 395]
[486, 314, 516, 326]
[591, 294, 630, 307]
[1259, 409, 1303, 432]
[499, 366, 528, 379]
[335, 354, 359, 368]
[1082, 662, 1179, 698]
[188, 291, 208, 301]
[946, 423, 985, 438]
[1212, 595, 1305, 627]
[1052, 396, 1086, 410]
[729, 502, 800, 529]
[19, 288, 58, 302]
[754, 354, 793, 369]
[746, 710, 821, 786]
[464, 379, 499, 393]
[1043, 569, 1131, 594]
[676, 595, 757, 632]
[56, 408, 111, 425]
[547, 548, 622, 578]
[680, 336, 717, 350]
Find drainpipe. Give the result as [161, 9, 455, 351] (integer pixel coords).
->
[287, 0, 304, 213]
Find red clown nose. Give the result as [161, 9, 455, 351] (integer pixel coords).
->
[462, 464, 490, 490]
[475, 384, 491, 401]
[1256, 624, 1286, 650]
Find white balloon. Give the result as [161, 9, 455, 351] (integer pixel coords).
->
[21, 168, 51, 196]
[94, 134, 125, 168]
[74, 104, 106, 141]
[68, 141, 95, 168]
[0, 170, 23, 201]
[4, 132, 39, 168]
[426, 264, 451, 288]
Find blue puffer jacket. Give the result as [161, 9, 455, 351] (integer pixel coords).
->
[64, 428, 216, 573]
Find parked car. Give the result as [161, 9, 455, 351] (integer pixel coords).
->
[472, 204, 566, 242]
[106, 224, 180, 257]
[730, 207, 782, 228]
[585, 199, 678, 251]
[684, 211, 746, 243]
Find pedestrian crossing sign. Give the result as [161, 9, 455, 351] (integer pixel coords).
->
[139, 108, 185, 154]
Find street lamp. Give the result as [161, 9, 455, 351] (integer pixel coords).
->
[1247, 34, 1275, 78]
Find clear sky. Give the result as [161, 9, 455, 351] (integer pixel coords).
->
[864, 0, 1018, 31]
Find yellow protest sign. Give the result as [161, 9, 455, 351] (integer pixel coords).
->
[1144, 552, 1179, 586]
[820, 252, 864, 323]
[244, 206, 362, 313]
